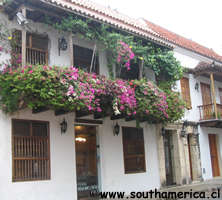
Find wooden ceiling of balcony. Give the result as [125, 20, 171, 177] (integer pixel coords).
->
[194, 62, 222, 82]
[199, 120, 222, 128]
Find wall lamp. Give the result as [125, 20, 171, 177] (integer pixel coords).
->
[58, 37, 68, 56]
[161, 127, 166, 137]
[16, 12, 28, 25]
[60, 118, 67, 134]
[113, 122, 120, 136]
[181, 120, 188, 137]
[195, 82, 199, 92]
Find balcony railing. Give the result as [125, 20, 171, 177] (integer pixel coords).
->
[198, 103, 222, 121]
[15, 46, 48, 65]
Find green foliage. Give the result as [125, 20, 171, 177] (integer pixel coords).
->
[46, 15, 184, 82]
[0, 65, 184, 123]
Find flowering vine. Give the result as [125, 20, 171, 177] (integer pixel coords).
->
[116, 40, 135, 70]
[0, 65, 184, 123]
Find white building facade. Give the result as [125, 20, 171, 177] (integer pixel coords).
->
[0, 1, 170, 200]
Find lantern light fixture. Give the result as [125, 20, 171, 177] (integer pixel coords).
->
[60, 118, 67, 135]
[58, 37, 68, 55]
[161, 127, 166, 137]
[113, 122, 120, 136]
[181, 120, 188, 137]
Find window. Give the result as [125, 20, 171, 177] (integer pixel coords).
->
[219, 88, 222, 104]
[122, 127, 146, 174]
[180, 77, 192, 109]
[119, 61, 139, 80]
[12, 119, 50, 182]
[73, 45, 99, 74]
[12, 30, 48, 65]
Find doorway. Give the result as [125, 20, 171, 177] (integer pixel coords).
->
[75, 125, 100, 199]
[164, 130, 176, 186]
[187, 134, 193, 180]
[208, 134, 220, 177]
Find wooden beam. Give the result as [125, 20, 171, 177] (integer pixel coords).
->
[55, 109, 69, 116]
[139, 59, 144, 80]
[76, 110, 91, 118]
[32, 107, 49, 114]
[111, 114, 125, 120]
[21, 6, 26, 67]
[75, 118, 103, 125]
[210, 73, 218, 119]
[69, 33, 73, 66]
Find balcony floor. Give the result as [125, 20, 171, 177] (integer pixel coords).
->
[199, 119, 222, 128]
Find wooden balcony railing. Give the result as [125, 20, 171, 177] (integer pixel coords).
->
[14, 46, 48, 65]
[198, 103, 222, 121]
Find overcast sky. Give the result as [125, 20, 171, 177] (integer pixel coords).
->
[91, 0, 222, 55]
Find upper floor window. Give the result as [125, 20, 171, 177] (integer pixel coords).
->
[180, 77, 192, 109]
[12, 30, 48, 65]
[12, 119, 50, 182]
[119, 61, 139, 80]
[219, 88, 222, 104]
[122, 127, 146, 174]
[73, 45, 99, 74]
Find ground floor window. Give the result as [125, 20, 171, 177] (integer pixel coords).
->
[12, 119, 50, 182]
[122, 127, 146, 174]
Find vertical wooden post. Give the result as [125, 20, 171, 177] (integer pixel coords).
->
[139, 59, 144, 80]
[210, 73, 218, 119]
[21, 6, 27, 67]
[69, 33, 73, 66]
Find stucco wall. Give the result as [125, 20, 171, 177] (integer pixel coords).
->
[99, 119, 160, 193]
[174, 48, 222, 180]
[0, 110, 77, 200]
[0, 109, 161, 200]
[0, 12, 109, 76]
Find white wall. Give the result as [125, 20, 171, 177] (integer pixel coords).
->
[198, 127, 222, 180]
[174, 47, 222, 180]
[99, 119, 160, 194]
[0, 109, 161, 200]
[0, 109, 77, 200]
[0, 12, 109, 76]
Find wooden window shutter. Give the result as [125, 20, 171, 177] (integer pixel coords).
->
[122, 127, 146, 174]
[181, 77, 192, 109]
[12, 119, 50, 182]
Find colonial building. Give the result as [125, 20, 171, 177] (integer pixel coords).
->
[0, 1, 220, 200]
[145, 19, 222, 185]
[0, 1, 179, 200]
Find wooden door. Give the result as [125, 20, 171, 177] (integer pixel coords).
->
[187, 135, 193, 180]
[164, 131, 175, 186]
[208, 134, 220, 177]
[200, 83, 212, 119]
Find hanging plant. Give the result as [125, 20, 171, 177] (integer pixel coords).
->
[0, 65, 184, 123]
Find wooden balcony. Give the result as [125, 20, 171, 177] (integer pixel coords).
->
[15, 46, 48, 65]
[198, 103, 222, 128]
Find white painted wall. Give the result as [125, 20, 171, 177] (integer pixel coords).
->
[0, 12, 110, 76]
[99, 119, 160, 194]
[0, 11, 162, 200]
[0, 109, 161, 200]
[174, 47, 222, 180]
[0, 109, 77, 200]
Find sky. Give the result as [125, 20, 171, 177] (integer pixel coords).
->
[91, 0, 222, 55]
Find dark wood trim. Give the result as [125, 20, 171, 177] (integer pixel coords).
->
[122, 126, 146, 174]
[54, 109, 69, 116]
[32, 107, 49, 114]
[11, 119, 51, 182]
[75, 118, 103, 125]
[110, 114, 125, 120]
[76, 110, 92, 118]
